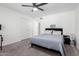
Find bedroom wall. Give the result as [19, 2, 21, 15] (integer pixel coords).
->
[75, 5, 79, 49]
[0, 6, 33, 46]
[38, 11, 75, 35]
[20, 19, 33, 39]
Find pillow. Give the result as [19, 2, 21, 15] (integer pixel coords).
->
[53, 31, 61, 35]
[44, 31, 51, 34]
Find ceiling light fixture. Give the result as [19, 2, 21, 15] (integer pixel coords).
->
[32, 7, 38, 12]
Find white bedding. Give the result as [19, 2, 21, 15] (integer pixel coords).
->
[31, 34, 64, 56]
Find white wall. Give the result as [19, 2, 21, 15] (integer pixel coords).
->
[38, 11, 75, 35]
[0, 6, 33, 46]
[75, 5, 79, 49]
[20, 19, 33, 39]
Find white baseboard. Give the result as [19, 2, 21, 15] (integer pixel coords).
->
[2, 39, 22, 46]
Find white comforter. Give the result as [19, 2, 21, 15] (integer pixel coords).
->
[31, 34, 64, 56]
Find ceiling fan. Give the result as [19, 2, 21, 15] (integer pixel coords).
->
[22, 3, 48, 12]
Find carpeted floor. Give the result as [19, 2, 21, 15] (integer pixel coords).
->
[0, 38, 79, 56]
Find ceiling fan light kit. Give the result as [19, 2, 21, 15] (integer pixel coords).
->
[32, 7, 38, 12]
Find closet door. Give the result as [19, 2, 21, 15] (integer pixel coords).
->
[32, 21, 39, 36]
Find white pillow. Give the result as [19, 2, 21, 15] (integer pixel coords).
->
[44, 31, 51, 34]
[53, 31, 61, 35]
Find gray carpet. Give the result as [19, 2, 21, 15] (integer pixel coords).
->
[0, 39, 79, 56]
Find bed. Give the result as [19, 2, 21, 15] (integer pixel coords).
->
[31, 28, 64, 56]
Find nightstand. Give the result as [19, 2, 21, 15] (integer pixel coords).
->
[0, 35, 3, 50]
[64, 35, 71, 45]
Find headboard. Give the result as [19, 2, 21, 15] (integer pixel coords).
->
[45, 28, 63, 35]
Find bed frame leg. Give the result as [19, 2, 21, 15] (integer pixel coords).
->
[31, 43, 34, 47]
[60, 53, 62, 56]
[60, 51, 65, 56]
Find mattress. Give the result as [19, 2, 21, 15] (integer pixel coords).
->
[31, 34, 64, 55]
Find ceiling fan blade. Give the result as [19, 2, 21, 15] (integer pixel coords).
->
[36, 3, 48, 6]
[37, 7, 44, 11]
[22, 5, 33, 7]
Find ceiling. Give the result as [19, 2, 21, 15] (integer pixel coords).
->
[0, 3, 78, 18]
